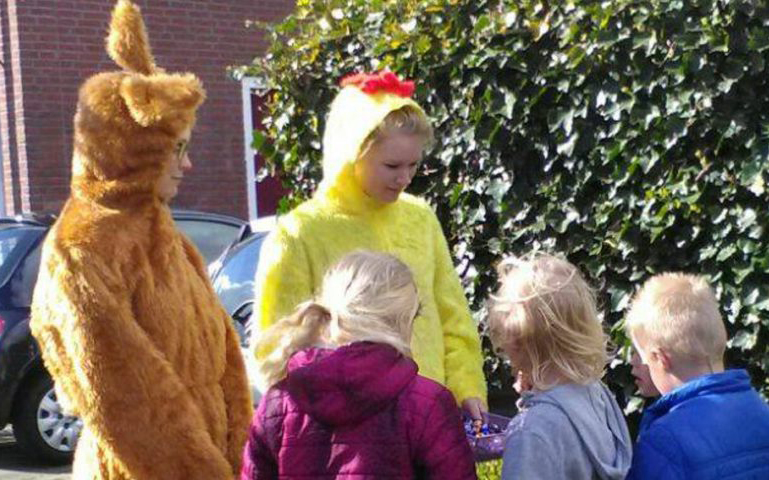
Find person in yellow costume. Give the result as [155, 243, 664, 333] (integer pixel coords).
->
[29, 1, 251, 478]
[253, 72, 487, 417]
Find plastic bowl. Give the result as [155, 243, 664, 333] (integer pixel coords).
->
[466, 412, 511, 462]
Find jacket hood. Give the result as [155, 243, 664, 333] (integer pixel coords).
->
[285, 342, 418, 426]
[317, 77, 427, 212]
[521, 382, 632, 480]
[70, 0, 205, 207]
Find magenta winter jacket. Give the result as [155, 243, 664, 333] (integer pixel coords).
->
[241, 342, 477, 480]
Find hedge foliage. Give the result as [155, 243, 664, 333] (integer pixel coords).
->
[236, 0, 769, 407]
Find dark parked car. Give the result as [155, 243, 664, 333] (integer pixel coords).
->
[0, 210, 253, 462]
[171, 209, 253, 267]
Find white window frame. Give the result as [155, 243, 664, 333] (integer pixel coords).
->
[241, 76, 265, 223]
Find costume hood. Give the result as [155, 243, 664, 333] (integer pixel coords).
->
[71, 0, 205, 205]
[318, 72, 427, 208]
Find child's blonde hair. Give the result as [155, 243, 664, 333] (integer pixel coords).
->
[625, 272, 726, 365]
[254, 251, 419, 388]
[488, 253, 608, 390]
[358, 105, 434, 160]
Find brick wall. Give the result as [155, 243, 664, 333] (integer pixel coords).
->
[0, 0, 294, 218]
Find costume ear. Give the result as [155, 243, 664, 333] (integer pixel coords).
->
[107, 0, 156, 74]
[119, 73, 205, 127]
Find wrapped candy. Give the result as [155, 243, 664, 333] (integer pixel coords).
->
[463, 413, 510, 461]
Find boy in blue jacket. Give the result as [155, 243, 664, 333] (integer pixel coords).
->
[625, 273, 769, 480]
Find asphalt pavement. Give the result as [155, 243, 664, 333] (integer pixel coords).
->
[0, 427, 71, 479]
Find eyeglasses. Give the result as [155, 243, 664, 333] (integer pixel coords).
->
[175, 140, 189, 161]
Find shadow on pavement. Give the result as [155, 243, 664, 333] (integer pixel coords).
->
[0, 429, 71, 478]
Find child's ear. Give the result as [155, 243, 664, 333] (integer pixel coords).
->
[650, 347, 673, 372]
[119, 73, 205, 127]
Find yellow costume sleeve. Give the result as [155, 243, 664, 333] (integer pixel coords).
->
[32, 250, 233, 479]
[430, 212, 488, 405]
[253, 220, 314, 342]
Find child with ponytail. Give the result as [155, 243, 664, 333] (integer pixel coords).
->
[242, 251, 476, 480]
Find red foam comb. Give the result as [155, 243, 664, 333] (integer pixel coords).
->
[340, 71, 415, 98]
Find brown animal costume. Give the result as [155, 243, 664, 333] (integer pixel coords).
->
[29, 1, 252, 478]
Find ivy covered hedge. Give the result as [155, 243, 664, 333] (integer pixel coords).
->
[236, 0, 769, 407]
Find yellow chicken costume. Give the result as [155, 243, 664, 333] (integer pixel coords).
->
[253, 75, 487, 405]
[29, 1, 251, 478]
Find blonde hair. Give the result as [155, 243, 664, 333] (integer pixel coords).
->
[488, 253, 608, 390]
[625, 273, 726, 365]
[358, 105, 434, 160]
[254, 251, 419, 388]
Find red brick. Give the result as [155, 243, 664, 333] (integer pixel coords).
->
[1, 0, 295, 217]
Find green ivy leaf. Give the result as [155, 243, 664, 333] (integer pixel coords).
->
[243, 0, 769, 403]
[730, 328, 758, 351]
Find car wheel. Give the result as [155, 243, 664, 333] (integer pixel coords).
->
[12, 373, 82, 463]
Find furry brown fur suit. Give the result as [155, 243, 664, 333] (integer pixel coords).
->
[29, 1, 252, 478]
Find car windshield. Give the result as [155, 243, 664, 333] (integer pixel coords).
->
[0, 226, 44, 289]
[212, 234, 265, 316]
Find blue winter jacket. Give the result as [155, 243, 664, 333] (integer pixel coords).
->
[627, 369, 769, 480]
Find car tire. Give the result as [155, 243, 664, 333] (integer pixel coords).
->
[11, 373, 81, 464]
